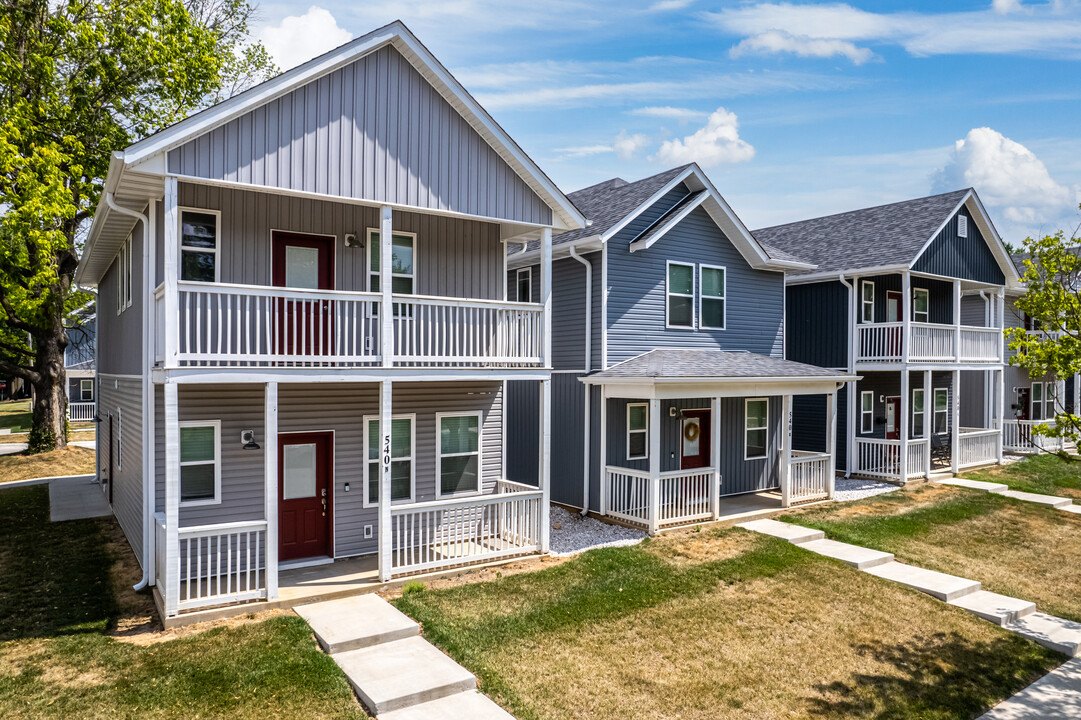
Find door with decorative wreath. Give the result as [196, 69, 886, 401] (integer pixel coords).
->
[680, 409, 711, 469]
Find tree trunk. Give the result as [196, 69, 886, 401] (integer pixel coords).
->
[28, 336, 67, 453]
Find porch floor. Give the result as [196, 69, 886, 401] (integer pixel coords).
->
[655, 491, 797, 531]
[278, 555, 379, 605]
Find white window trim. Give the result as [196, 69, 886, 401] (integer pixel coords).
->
[958, 215, 968, 238]
[626, 402, 649, 461]
[435, 411, 484, 499]
[366, 228, 418, 294]
[179, 419, 222, 507]
[80, 379, 93, 401]
[116, 235, 133, 314]
[116, 407, 122, 470]
[361, 413, 416, 508]
[744, 398, 769, 461]
[698, 263, 727, 331]
[1031, 381, 1053, 421]
[860, 391, 874, 434]
[861, 280, 875, 324]
[666, 260, 695, 329]
[912, 287, 929, 324]
[178, 207, 222, 283]
[515, 267, 532, 303]
[912, 387, 926, 437]
[933, 388, 949, 435]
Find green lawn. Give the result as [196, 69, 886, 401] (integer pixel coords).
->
[395, 527, 1060, 720]
[0, 485, 367, 719]
[964, 454, 1081, 501]
[0, 400, 31, 433]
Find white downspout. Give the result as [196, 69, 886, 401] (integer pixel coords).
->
[105, 192, 153, 592]
[569, 246, 592, 515]
[838, 273, 856, 478]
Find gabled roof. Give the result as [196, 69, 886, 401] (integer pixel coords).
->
[581, 348, 853, 384]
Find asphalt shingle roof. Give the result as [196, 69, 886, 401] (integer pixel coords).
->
[752, 189, 971, 275]
[588, 349, 845, 381]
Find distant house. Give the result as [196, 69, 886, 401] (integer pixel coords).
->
[65, 310, 96, 421]
[506, 164, 853, 533]
[754, 189, 1021, 481]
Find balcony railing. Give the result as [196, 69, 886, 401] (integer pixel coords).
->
[160, 281, 544, 369]
[856, 322, 1001, 364]
[1002, 419, 1065, 454]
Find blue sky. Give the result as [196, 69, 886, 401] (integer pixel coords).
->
[253, 1, 1081, 244]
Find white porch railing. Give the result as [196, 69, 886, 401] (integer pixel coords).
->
[1002, 420, 1063, 454]
[389, 485, 544, 575]
[67, 402, 96, 422]
[789, 451, 832, 504]
[959, 327, 1002, 363]
[857, 322, 1002, 364]
[957, 429, 999, 468]
[909, 323, 955, 362]
[857, 322, 904, 362]
[854, 438, 902, 479]
[175, 520, 268, 612]
[603, 466, 652, 526]
[907, 438, 929, 480]
[658, 469, 715, 525]
[604, 466, 720, 531]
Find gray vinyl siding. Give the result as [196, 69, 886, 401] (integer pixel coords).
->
[792, 385, 848, 468]
[606, 197, 785, 365]
[98, 209, 146, 376]
[167, 45, 551, 226]
[912, 207, 1006, 285]
[786, 281, 848, 368]
[510, 258, 588, 371]
[173, 182, 503, 299]
[155, 381, 503, 557]
[960, 369, 992, 428]
[64, 318, 96, 370]
[505, 380, 539, 486]
[961, 294, 989, 327]
[99, 375, 144, 565]
[590, 251, 602, 370]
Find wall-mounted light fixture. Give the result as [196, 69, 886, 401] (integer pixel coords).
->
[344, 232, 362, 248]
[241, 430, 260, 450]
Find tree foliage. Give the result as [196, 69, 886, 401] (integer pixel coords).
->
[0, 0, 274, 451]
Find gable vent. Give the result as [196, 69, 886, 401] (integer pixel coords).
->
[957, 215, 968, 238]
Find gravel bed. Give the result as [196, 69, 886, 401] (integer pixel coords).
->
[548, 505, 646, 557]
[832, 477, 901, 502]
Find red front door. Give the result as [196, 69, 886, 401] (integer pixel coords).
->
[680, 410, 711, 469]
[885, 397, 901, 440]
[272, 232, 335, 357]
[279, 432, 333, 562]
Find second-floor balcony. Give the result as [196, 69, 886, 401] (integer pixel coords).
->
[856, 321, 1002, 364]
[154, 281, 544, 369]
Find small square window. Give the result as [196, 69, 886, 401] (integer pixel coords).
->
[180, 210, 219, 282]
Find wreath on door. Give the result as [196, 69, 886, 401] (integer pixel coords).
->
[683, 421, 701, 443]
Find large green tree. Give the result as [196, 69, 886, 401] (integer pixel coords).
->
[1005, 218, 1081, 453]
[0, 0, 273, 451]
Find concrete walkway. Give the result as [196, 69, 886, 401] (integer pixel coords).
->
[296, 595, 514, 719]
[978, 658, 1081, 719]
[49, 475, 110, 521]
[939, 478, 1077, 512]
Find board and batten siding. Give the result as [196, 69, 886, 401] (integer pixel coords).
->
[605, 192, 785, 365]
[167, 45, 551, 226]
[100, 375, 145, 564]
[155, 382, 503, 558]
[171, 182, 503, 299]
[98, 208, 146, 376]
[509, 256, 589, 370]
[786, 281, 848, 369]
[912, 206, 1006, 285]
[505, 374, 585, 508]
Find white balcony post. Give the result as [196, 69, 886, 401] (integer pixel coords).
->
[647, 397, 660, 535]
[599, 386, 608, 516]
[953, 280, 962, 362]
[163, 382, 180, 618]
[827, 389, 837, 498]
[378, 379, 393, 581]
[998, 289, 1006, 363]
[845, 274, 857, 476]
[924, 370, 932, 478]
[899, 370, 909, 482]
[163, 177, 179, 367]
[901, 272, 912, 362]
[711, 396, 721, 519]
[996, 368, 1005, 464]
[264, 381, 279, 601]
[951, 369, 961, 474]
[539, 377, 551, 552]
[541, 228, 552, 368]
[380, 206, 394, 368]
[780, 394, 792, 507]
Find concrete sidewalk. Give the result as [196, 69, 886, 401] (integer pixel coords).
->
[49, 476, 110, 521]
[978, 658, 1081, 719]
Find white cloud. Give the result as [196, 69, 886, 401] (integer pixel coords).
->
[613, 131, 649, 160]
[259, 6, 353, 71]
[652, 107, 755, 168]
[992, 0, 1024, 13]
[729, 31, 875, 64]
[555, 144, 613, 158]
[629, 106, 707, 121]
[649, 0, 694, 10]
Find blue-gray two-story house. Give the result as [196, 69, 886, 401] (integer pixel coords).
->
[506, 164, 854, 533]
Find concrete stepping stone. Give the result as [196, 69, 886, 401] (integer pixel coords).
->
[991, 489, 1073, 509]
[940, 478, 1009, 493]
[977, 657, 1081, 719]
[798, 538, 894, 569]
[379, 690, 516, 720]
[1008, 613, 1081, 657]
[864, 561, 981, 602]
[296, 594, 419, 654]
[949, 590, 1036, 626]
[1062, 505, 1081, 515]
[736, 518, 824, 544]
[335, 636, 477, 715]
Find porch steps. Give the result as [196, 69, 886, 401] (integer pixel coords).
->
[734, 518, 824, 544]
[379, 691, 516, 720]
[948, 591, 1037, 626]
[296, 594, 419, 653]
[864, 561, 981, 602]
[990, 489, 1074, 509]
[1006, 613, 1081, 657]
[796, 538, 894, 570]
[939, 478, 1009, 493]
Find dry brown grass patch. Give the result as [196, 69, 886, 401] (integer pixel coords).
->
[645, 526, 760, 565]
[0, 446, 95, 482]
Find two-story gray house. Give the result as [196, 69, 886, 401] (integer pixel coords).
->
[756, 189, 1022, 482]
[76, 22, 585, 621]
[65, 307, 97, 422]
[506, 164, 853, 533]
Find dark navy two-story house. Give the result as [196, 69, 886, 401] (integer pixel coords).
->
[754, 189, 1022, 483]
[506, 164, 854, 533]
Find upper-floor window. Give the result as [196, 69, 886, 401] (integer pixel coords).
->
[861, 281, 874, 323]
[116, 235, 132, 314]
[626, 402, 648, 460]
[957, 215, 968, 238]
[666, 261, 695, 328]
[368, 230, 416, 295]
[364, 415, 415, 506]
[912, 288, 929, 323]
[80, 379, 93, 402]
[515, 267, 532, 302]
[699, 265, 726, 330]
[180, 209, 220, 283]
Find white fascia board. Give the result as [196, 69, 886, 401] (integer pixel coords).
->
[506, 235, 602, 269]
[783, 265, 910, 285]
[154, 367, 553, 384]
[600, 166, 698, 242]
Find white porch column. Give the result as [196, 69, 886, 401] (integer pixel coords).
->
[951, 369, 961, 474]
[539, 378, 551, 552]
[647, 397, 661, 535]
[379, 206, 394, 368]
[902, 272, 912, 361]
[998, 290, 1006, 363]
[953, 280, 962, 362]
[264, 382, 279, 601]
[1074, 372, 1080, 419]
[377, 379, 393, 582]
[163, 382, 180, 617]
[163, 177, 179, 367]
[845, 274, 857, 477]
[711, 396, 721, 519]
[924, 369, 932, 478]
[780, 394, 792, 507]
[996, 369, 1005, 464]
[899, 370, 910, 482]
[826, 390, 837, 499]
[599, 386, 608, 516]
[541, 227, 553, 369]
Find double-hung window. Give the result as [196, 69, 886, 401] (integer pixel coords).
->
[745, 399, 769, 460]
[699, 265, 726, 330]
[860, 391, 874, 434]
[116, 236, 132, 314]
[666, 261, 695, 328]
[861, 281, 874, 323]
[626, 403, 648, 460]
[1031, 382, 1055, 421]
[368, 230, 416, 294]
[437, 412, 482, 496]
[80, 379, 93, 402]
[912, 388, 925, 437]
[179, 420, 220, 505]
[364, 415, 415, 505]
[180, 209, 220, 282]
[912, 288, 929, 323]
[933, 389, 949, 434]
[515, 267, 532, 302]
